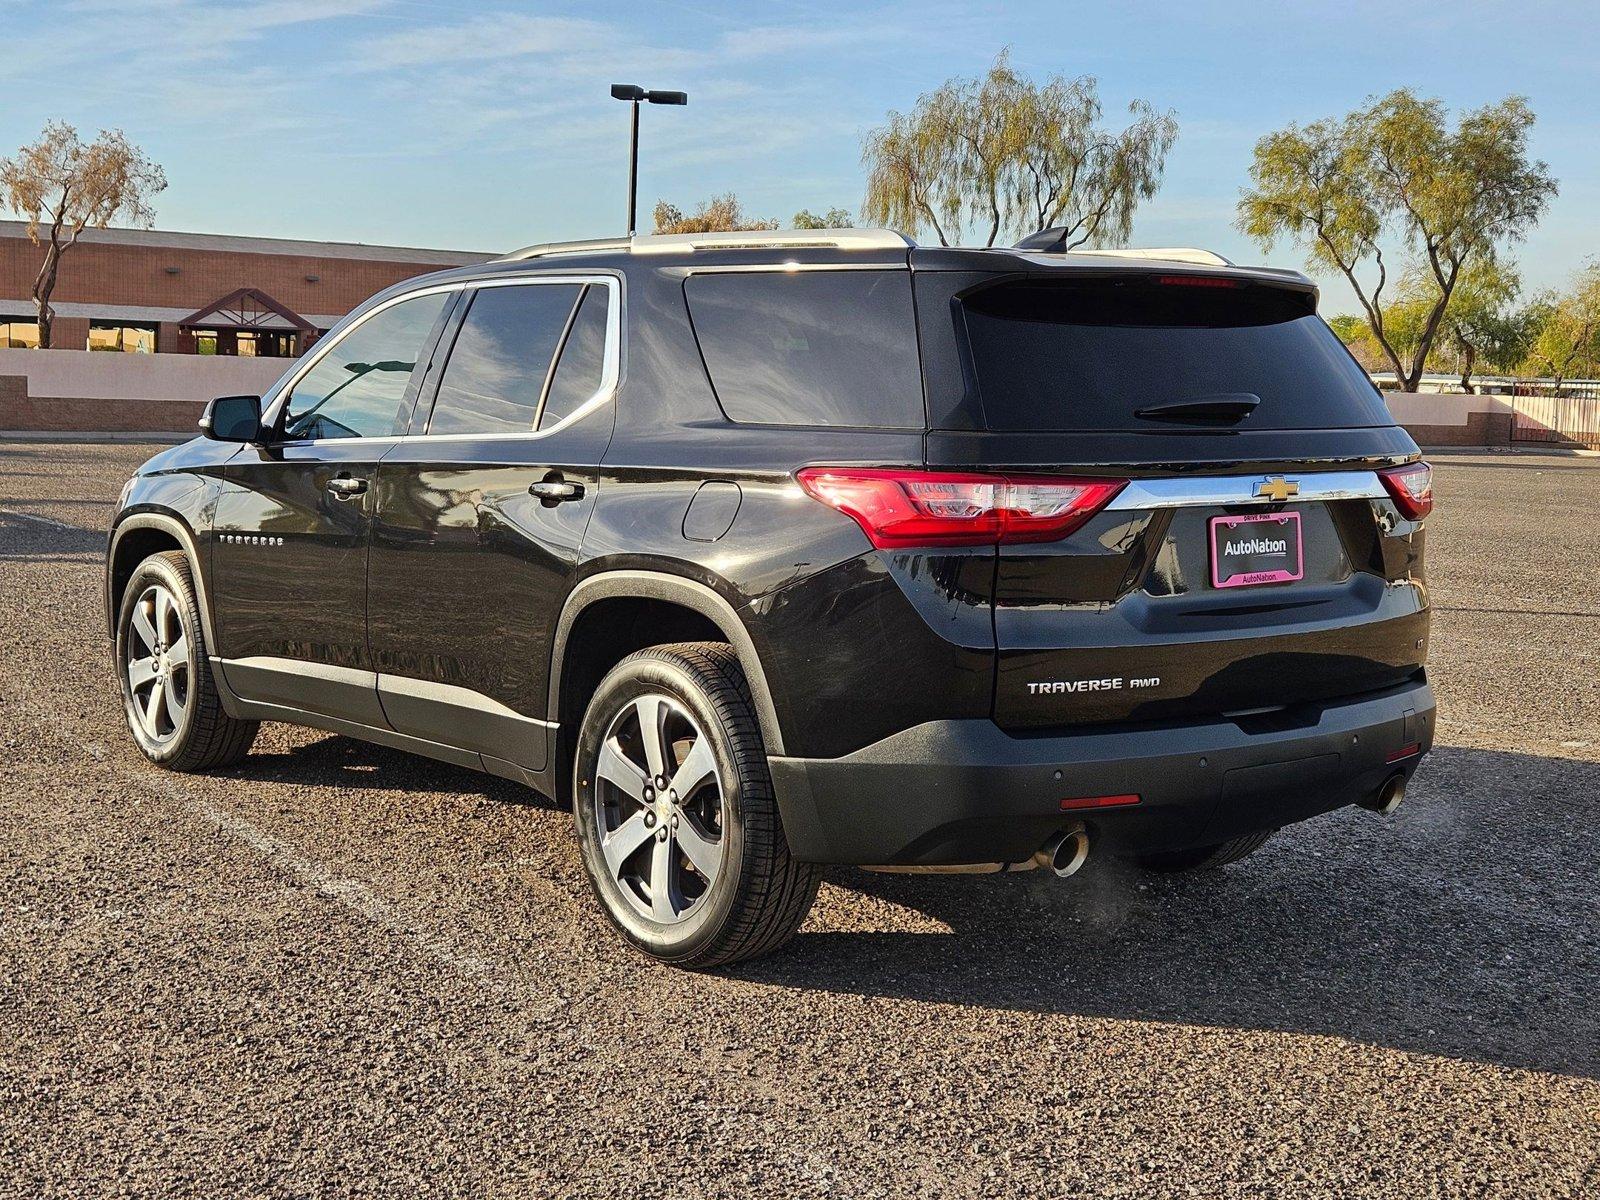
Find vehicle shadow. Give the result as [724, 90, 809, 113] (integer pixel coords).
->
[739, 746, 1598, 1081]
[226, 732, 558, 809]
[0, 511, 106, 557]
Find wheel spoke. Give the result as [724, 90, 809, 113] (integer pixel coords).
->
[633, 696, 670, 781]
[142, 679, 166, 736]
[668, 734, 716, 799]
[674, 819, 722, 882]
[649, 831, 679, 921]
[167, 633, 189, 667]
[155, 589, 175, 642]
[595, 738, 647, 801]
[165, 680, 189, 729]
[127, 657, 158, 690]
[601, 809, 654, 877]
[131, 602, 158, 655]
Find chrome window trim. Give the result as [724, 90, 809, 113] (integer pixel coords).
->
[261, 272, 623, 445]
[1105, 471, 1387, 511]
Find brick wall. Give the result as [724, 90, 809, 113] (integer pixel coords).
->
[0, 223, 491, 348]
[0, 386, 203, 433]
[1396, 411, 1516, 447]
[0, 349, 289, 432]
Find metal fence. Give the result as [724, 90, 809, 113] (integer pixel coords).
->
[1510, 384, 1600, 449]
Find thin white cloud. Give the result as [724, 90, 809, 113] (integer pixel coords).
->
[356, 13, 608, 70]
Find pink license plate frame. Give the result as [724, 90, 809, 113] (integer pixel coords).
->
[1209, 511, 1304, 589]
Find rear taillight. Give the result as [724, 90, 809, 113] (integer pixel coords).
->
[795, 467, 1126, 548]
[1378, 461, 1433, 520]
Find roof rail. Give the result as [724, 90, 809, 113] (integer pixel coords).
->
[631, 228, 912, 254]
[498, 237, 631, 262]
[499, 227, 913, 261]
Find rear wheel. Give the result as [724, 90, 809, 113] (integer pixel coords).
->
[572, 642, 820, 968]
[115, 550, 258, 771]
[1130, 830, 1276, 873]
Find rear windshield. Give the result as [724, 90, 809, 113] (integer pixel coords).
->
[960, 276, 1391, 431]
[686, 270, 924, 428]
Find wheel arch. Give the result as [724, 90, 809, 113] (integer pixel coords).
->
[548, 570, 785, 804]
[107, 512, 219, 652]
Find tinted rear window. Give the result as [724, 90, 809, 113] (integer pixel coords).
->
[686, 271, 923, 428]
[426, 283, 581, 436]
[960, 277, 1391, 431]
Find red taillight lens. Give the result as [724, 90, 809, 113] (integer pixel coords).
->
[795, 467, 1126, 548]
[1378, 461, 1433, 520]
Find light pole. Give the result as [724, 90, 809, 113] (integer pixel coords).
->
[610, 83, 687, 238]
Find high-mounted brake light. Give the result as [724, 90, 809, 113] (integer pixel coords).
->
[1155, 275, 1244, 289]
[1378, 461, 1433, 520]
[795, 467, 1126, 549]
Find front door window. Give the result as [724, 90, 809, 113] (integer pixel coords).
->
[280, 293, 450, 441]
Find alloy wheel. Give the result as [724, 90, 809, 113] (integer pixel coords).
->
[124, 582, 191, 744]
[592, 693, 726, 924]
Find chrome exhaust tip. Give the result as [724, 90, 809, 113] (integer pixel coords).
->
[1034, 823, 1091, 878]
[1359, 773, 1407, 816]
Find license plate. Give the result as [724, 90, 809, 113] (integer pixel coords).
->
[1210, 512, 1304, 588]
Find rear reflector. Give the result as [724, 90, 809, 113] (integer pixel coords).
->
[796, 467, 1126, 548]
[1378, 461, 1433, 520]
[1060, 793, 1141, 811]
[1385, 743, 1422, 764]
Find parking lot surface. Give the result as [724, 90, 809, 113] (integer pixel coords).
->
[1, 442, 1596, 1198]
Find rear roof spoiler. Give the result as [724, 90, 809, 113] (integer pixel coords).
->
[1013, 229, 1231, 267]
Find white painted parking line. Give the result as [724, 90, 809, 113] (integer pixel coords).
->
[15, 683, 499, 977]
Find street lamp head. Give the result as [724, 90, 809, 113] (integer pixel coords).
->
[646, 89, 688, 106]
[610, 83, 646, 102]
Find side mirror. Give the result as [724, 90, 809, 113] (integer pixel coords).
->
[199, 395, 264, 443]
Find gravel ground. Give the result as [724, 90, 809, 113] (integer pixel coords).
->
[1, 441, 1596, 1199]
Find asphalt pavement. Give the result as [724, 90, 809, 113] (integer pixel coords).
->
[1, 441, 1596, 1198]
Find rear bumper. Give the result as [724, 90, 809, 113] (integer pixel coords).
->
[769, 679, 1434, 865]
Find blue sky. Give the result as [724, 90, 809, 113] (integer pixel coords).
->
[2, 0, 1597, 315]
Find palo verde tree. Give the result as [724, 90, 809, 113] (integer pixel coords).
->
[791, 207, 854, 229]
[1522, 262, 1600, 388]
[1239, 90, 1555, 392]
[861, 50, 1177, 248]
[1433, 259, 1526, 392]
[0, 122, 166, 348]
[652, 194, 777, 235]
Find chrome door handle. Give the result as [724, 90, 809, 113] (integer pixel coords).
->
[326, 477, 368, 499]
[529, 479, 584, 502]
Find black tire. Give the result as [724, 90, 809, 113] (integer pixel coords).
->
[115, 550, 259, 772]
[572, 642, 820, 968]
[1130, 829, 1276, 873]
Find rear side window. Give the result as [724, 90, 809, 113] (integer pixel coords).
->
[685, 271, 923, 428]
[539, 284, 609, 429]
[426, 283, 581, 435]
[960, 277, 1392, 432]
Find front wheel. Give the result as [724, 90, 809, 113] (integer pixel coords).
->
[115, 550, 258, 771]
[572, 642, 820, 968]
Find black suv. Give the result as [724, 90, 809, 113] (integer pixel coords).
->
[106, 228, 1435, 967]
